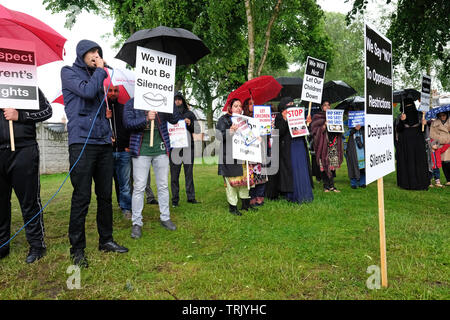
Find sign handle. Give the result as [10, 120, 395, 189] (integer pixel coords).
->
[421, 112, 425, 132]
[9, 120, 15, 152]
[103, 86, 115, 142]
[150, 120, 155, 147]
[307, 101, 312, 126]
[246, 160, 250, 190]
[377, 177, 388, 288]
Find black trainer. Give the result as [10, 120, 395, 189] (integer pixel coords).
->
[0, 247, 10, 260]
[99, 241, 129, 253]
[26, 247, 46, 264]
[229, 204, 242, 216]
[71, 249, 88, 268]
[187, 199, 201, 204]
[241, 198, 258, 211]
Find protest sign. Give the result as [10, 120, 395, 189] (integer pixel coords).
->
[0, 38, 39, 110]
[167, 120, 188, 148]
[348, 111, 365, 128]
[286, 107, 309, 137]
[134, 46, 176, 113]
[301, 56, 327, 118]
[231, 114, 258, 146]
[418, 74, 431, 112]
[326, 109, 344, 133]
[364, 22, 394, 288]
[253, 105, 271, 135]
[232, 132, 262, 163]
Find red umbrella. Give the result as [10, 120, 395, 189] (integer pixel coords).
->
[0, 4, 66, 66]
[223, 75, 282, 111]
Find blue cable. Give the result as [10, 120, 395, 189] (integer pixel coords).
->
[0, 69, 115, 250]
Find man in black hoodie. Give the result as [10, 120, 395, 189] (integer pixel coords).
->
[61, 40, 128, 268]
[0, 89, 51, 263]
[170, 92, 200, 207]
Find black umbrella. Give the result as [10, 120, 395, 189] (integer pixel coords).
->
[393, 88, 420, 113]
[115, 26, 210, 67]
[322, 80, 357, 104]
[335, 96, 365, 111]
[275, 77, 303, 100]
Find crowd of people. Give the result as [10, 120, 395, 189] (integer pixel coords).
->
[0, 39, 448, 267]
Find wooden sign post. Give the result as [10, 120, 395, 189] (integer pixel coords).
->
[377, 177, 388, 287]
[9, 120, 15, 151]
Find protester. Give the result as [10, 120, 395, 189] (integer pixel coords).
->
[0, 89, 52, 263]
[170, 92, 200, 207]
[275, 97, 314, 203]
[243, 98, 267, 206]
[429, 111, 450, 185]
[395, 98, 429, 190]
[310, 100, 343, 192]
[61, 40, 129, 268]
[107, 85, 132, 219]
[428, 138, 449, 187]
[344, 122, 366, 189]
[123, 98, 180, 238]
[217, 98, 255, 216]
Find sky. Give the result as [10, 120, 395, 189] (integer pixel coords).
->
[1, 1, 361, 122]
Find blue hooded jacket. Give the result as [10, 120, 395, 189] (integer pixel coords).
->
[61, 40, 110, 145]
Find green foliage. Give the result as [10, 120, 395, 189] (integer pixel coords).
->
[347, 0, 450, 90]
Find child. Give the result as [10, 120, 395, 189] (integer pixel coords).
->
[429, 139, 449, 188]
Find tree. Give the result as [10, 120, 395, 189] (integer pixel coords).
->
[347, 0, 450, 90]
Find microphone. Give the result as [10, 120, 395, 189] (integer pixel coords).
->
[104, 63, 113, 70]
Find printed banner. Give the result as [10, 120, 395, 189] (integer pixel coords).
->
[0, 38, 39, 110]
[134, 47, 176, 112]
[167, 120, 188, 148]
[326, 109, 345, 133]
[286, 107, 309, 137]
[418, 74, 431, 112]
[253, 105, 272, 135]
[348, 111, 365, 128]
[232, 114, 259, 146]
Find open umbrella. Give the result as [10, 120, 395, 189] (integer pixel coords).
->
[425, 104, 450, 120]
[223, 76, 282, 111]
[335, 96, 365, 111]
[275, 77, 303, 100]
[321, 80, 357, 104]
[393, 88, 420, 113]
[0, 4, 66, 66]
[115, 26, 210, 67]
[0, 4, 66, 151]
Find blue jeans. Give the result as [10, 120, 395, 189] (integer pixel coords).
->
[113, 151, 132, 211]
[350, 169, 366, 187]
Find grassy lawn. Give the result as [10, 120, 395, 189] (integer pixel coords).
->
[0, 161, 448, 300]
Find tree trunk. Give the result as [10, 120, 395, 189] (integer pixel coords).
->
[256, 0, 283, 77]
[245, 0, 255, 80]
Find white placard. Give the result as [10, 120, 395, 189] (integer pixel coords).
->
[253, 105, 272, 135]
[231, 114, 259, 146]
[167, 120, 188, 148]
[0, 38, 39, 110]
[300, 56, 327, 104]
[286, 107, 309, 137]
[326, 109, 345, 133]
[364, 23, 395, 185]
[232, 133, 262, 163]
[134, 47, 176, 112]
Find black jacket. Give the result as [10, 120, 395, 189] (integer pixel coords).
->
[174, 92, 199, 150]
[216, 114, 243, 177]
[108, 99, 130, 152]
[0, 88, 52, 149]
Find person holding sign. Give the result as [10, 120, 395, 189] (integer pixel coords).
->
[0, 88, 52, 263]
[123, 97, 181, 238]
[344, 123, 366, 189]
[310, 100, 343, 193]
[217, 98, 255, 216]
[170, 92, 200, 207]
[275, 97, 314, 204]
[61, 40, 129, 268]
[395, 98, 429, 190]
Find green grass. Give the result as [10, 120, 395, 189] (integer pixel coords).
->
[0, 162, 449, 300]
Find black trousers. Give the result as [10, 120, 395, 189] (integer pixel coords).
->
[442, 162, 450, 183]
[68, 144, 113, 251]
[169, 148, 195, 203]
[322, 170, 336, 190]
[0, 144, 45, 251]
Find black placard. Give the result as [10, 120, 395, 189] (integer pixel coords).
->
[305, 57, 326, 79]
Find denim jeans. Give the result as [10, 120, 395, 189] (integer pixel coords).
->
[132, 154, 170, 226]
[113, 151, 132, 211]
[350, 169, 366, 187]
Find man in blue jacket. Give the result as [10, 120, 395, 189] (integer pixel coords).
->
[61, 39, 128, 268]
[123, 98, 180, 238]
